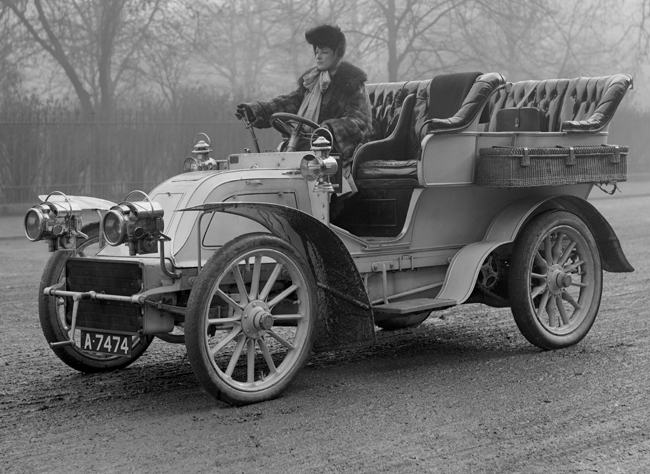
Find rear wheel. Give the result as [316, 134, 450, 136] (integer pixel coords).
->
[185, 233, 317, 405]
[38, 223, 153, 372]
[509, 210, 602, 350]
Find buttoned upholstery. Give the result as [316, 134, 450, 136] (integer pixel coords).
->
[354, 72, 505, 188]
[560, 75, 633, 131]
[486, 79, 569, 132]
[414, 72, 505, 139]
[486, 74, 632, 132]
[367, 81, 421, 140]
[351, 80, 427, 188]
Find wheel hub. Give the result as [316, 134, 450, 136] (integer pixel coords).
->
[547, 264, 572, 295]
[241, 301, 273, 338]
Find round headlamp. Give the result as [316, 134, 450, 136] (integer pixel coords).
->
[102, 209, 127, 246]
[24, 193, 84, 249]
[24, 207, 47, 241]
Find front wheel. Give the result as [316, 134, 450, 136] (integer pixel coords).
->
[185, 233, 317, 405]
[509, 210, 603, 350]
[38, 223, 154, 372]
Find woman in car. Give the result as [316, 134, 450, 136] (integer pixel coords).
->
[236, 24, 374, 195]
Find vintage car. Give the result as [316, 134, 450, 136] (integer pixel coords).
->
[24, 71, 634, 405]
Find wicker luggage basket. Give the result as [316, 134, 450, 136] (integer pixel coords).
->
[475, 145, 628, 187]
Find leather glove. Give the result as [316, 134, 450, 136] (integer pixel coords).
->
[235, 103, 254, 121]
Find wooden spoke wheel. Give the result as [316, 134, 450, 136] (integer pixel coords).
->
[185, 233, 317, 405]
[509, 210, 602, 350]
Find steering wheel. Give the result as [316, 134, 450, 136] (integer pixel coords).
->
[270, 113, 320, 152]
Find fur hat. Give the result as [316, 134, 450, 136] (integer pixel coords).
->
[305, 24, 346, 58]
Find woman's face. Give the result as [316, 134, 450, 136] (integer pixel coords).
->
[314, 46, 336, 71]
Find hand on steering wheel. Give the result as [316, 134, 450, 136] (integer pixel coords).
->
[270, 113, 320, 152]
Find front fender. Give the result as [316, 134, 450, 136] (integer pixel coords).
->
[183, 202, 376, 352]
[37, 194, 116, 213]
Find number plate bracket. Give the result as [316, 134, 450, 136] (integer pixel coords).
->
[80, 331, 133, 357]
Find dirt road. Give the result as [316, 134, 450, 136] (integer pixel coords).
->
[1, 193, 649, 473]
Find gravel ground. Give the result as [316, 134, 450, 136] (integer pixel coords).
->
[1, 187, 649, 473]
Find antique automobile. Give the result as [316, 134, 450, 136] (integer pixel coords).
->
[24, 71, 634, 405]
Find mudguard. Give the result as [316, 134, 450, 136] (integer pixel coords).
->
[37, 194, 116, 212]
[182, 202, 376, 352]
[550, 195, 633, 273]
[486, 194, 634, 272]
[438, 194, 633, 305]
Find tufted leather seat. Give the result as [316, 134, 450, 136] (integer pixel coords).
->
[350, 80, 427, 189]
[354, 72, 505, 189]
[560, 75, 633, 131]
[366, 81, 421, 140]
[485, 74, 632, 132]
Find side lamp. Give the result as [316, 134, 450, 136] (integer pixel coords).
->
[183, 133, 227, 172]
[299, 128, 338, 193]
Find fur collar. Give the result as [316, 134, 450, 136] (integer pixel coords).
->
[298, 61, 368, 92]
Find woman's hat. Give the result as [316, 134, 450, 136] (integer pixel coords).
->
[305, 24, 346, 58]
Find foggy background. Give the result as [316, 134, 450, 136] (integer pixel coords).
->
[1, 0, 649, 207]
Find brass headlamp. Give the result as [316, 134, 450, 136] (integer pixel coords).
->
[24, 192, 86, 251]
[101, 191, 166, 256]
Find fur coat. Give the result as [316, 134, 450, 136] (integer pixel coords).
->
[247, 62, 374, 191]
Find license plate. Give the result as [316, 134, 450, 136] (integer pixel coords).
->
[80, 331, 132, 356]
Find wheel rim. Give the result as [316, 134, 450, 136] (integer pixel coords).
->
[54, 236, 149, 361]
[201, 247, 312, 392]
[526, 224, 597, 335]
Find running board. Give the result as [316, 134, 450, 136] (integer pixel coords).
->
[372, 298, 456, 319]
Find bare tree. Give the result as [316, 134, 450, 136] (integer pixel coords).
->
[0, 5, 25, 99]
[452, 0, 635, 81]
[266, 0, 359, 78]
[133, 2, 199, 108]
[2, 0, 648, 106]
[621, 0, 650, 110]
[631, 0, 650, 72]
[190, 0, 282, 99]
[342, 0, 639, 83]
[1, 0, 168, 117]
[348, 0, 473, 81]
[192, 0, 365, 100]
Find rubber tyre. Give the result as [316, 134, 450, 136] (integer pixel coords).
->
[185, 233, 317, 406]
[509, 210, 603, 350]
[155, 331, 185, 344]
[376, 311, 430, 330]
[38, 223, 153, 372]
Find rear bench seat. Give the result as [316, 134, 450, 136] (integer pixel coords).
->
[353, 72, 506, 189]
[484, 74, 633, 132]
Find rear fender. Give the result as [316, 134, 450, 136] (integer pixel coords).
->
[486, 194, 633, 272]
[549, 195, 633, 272]
[439, 194, 632, 304]
[183, 202, 376, 352]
